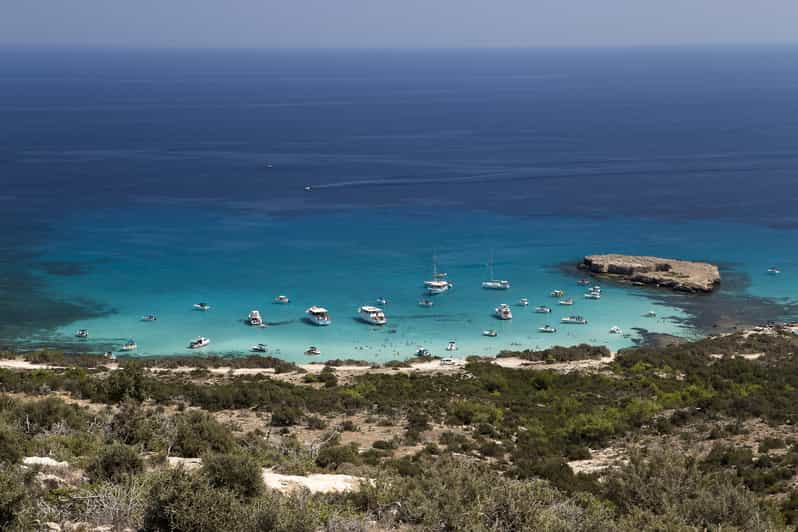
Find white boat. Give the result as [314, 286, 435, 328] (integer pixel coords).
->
[141, 314, 157, 321]
[483, 329, 498, 337]
[584, 292, 601, 300]
[481, 257, 510, 290]
[535, 306, 552, 314]
[559, 298, 574, 306]
[304, 185, 312, 192]
[359, 305, 386, 325]
[538, 324, 557, 333]
[193, 303, 211, 311]
[375, 297, 388, 306]
[75, 329, 89, 338]
[550, 289, 565, 298]
[120, 339, 137, 351]
[274, 295, 290, 304]
[590, 286, 602, 293]
[415, 347, 431, 357]
[251, 343, 268, 353]
[561, 316, 588, 325]
[609, 326, 622, 334]
[518, 297, 529, 307]
[768, 267, 781, 275]
[446, 340, 458, 351]
[103, 351, 116, 361]
[441, 357, 456, 366]
[418, 299, 434, 307]
[248, 310, 264, 327]
[304, 346, 321, 356]
[188, 337, 210, 349]
[644, 310, 657, 318]
[577, 279, 591, 286]
[424, 257, 452, 294]
[306, 306, 331, 326]
[495, 303, 513, 320]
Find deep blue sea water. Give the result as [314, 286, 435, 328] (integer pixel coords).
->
[1, 46, 798, 361]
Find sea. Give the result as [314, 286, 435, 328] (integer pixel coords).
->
[1, 46, 797, 362]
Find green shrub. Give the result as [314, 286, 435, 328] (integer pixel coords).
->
[87, 442, 143, 483]
[0, 464, 31, 530]
[201, 453, 263, 499]
[0, 423, 22, 464]
[270, 406, 302, 427]
[315, 443, 360, 469]
[172, 411, 234, 458]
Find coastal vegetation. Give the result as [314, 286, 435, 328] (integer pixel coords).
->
[0, 328, 797, 529]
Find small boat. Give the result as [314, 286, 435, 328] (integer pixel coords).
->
[306, 306, 331, 326]
[188, 337, 210, 349]
[375, 297, 388, 306]
[248, 310, 264, 327]
[418, 299, 434, 307]
[518, 297, 529, 307]
[589, 286, 602, 293]
[481, 257, 510, 290]
[424, 257, 452, 295]
[304, 185, 312, 192]
[550, 289, 565, 298]
[609, 326, 622, 334]
[304, 346, 321, 356]
[495, 303, 513, 320]
[561, 316, 588, 325]
[538, 324, 557, 333]
[558, 298, 574, 306]
[644, 310, 657, 318]
[768, 267, 781, 275]
[75, 329, 89, 338]
[274, 295, 290, 304]
[441, 357, 456, 366]
[577, 279, 591, 286]
[251, 343, 268, 353]
[535, 306, 552, 314]
[359, 305, 387, 325]
[446, 340, 458, 351]
[415, 347, 431, 357]
[193, 303, 211, 311]
[120, 339, 137, 351]
[482, 329, 498, 337]
[141, 314, 157, 322]
[103, 351, 116, 361]
[584, 292, 601, 300]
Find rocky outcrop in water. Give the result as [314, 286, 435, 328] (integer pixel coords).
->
[581, 254, 720, 293]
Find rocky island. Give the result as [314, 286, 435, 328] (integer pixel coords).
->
[580, 254, 721, 293]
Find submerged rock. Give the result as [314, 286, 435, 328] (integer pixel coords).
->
[581, 254, 720, 293]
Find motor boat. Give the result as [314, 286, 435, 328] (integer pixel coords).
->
[193, 303, 211, 311]
[415, 347, 431, 357]
[495, 303, 513, 320]
[305, 346, 321, 356]
[359, 305, 387, 325]
[441, 358, 456, 366]
[577, 279, 591, 286]
[482, 329, 498, 337]
[538, 324, 557, 333]
[584, 292, 601, 300]
[446, 340, 458, 351]
[306, 306, 331, 326]
[141, 314, 157, 321]
[589, 286, 602, 293]
[561, 316, 588, 325]
[481, 257, 510, 290]
[251, 343, 268, 353]
[74, 329, 89, 338]
[644, 310, 657, 318]
[120, 339, 137, 351]
[248, 310, 264, 327]
[304, 185, 312, 192]
[188, 337, 210, 349]
[558, 298, 574, 306]
[535, 306, 552, 314]
[274, 295, 290, 304]
[375, 297, 388, 306]
[424, 257, 452, 294]
[550, 290, 565, 298]
[609, 326, 622, 334]
[418, 299, 434, 307]
[768, 267, 781, 275]
[518, 297, 529, 307]
[103, 351, 116, 361]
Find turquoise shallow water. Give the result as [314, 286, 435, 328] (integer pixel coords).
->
[29, 207, 794, 362]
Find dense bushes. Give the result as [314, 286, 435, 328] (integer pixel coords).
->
[87, 442, 143, 483]
[172, 411, 233, 457]
[498, 343, 610, 362]
[201, 453, 263, 499]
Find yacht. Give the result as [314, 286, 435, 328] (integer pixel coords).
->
[577, 279, 591, 286]
[768, 267, 781, 275]
[274, 295, 290, 304]
[483, 329, 498, 337]
[481, 258, 510, 290]
[550, 290, 565, 298]
[75, 329, 89, 338]
[538, 324, 557, 333]
[561, 316, 588, 325]
[589, 286, 602, 293]
[495, 303, 513, 320]
[306, 306, 332, 326]
[535, 305, 552, 314]
[375, 297, 388, 306]
[424, 257, 452, 295]
[193, 303, 211, 311]
[188, 337, 210, 349]
[304, 346, 321, 356]
[518, 297, 529, 307]
[644, 310, 657, 318]
[609, 326, 622, 334]
[415, 347, 431, 357]
[120, 339, 137, 351]
[248, 310, 264, 327]
[446, 340, 458, 351]
[251, 343, 268, 353]
[558, 298, 574, 306]
[359, 305, 387, 325]
[584, 292, 601, 300]
[418, 299, 434, 307]
[141, 314, 157, 322]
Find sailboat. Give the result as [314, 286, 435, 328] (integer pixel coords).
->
[481, 256, 510, 290]
[424, 255, 452, 295]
